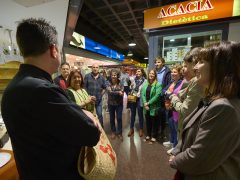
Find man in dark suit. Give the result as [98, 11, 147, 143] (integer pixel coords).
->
[1, 18, 100, 180]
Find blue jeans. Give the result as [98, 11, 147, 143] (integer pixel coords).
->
[168, 116, 178, 147]
[129, 98, 144, 129]
[108, 104, 123, 135]
[95, 100, 103, 127]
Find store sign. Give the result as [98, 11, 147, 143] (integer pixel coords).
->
[158, 0, 213, 18]
[144, 0, 240, 29]
[70, 32, 124, 61]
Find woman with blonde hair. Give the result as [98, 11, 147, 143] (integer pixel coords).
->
[170, 41, 240, 180]
[141, 69, 162, 144]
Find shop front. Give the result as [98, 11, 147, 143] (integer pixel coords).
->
[144, 0, 240, 68]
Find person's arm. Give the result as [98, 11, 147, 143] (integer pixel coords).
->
[165, 70, 172, 87]
[170, 101, 240, 175]
[65, 89, 76, 103]
[136, 79, 145, 97]
[34, 84, 100, 147]
[141, 83, 147, 105]
[170, 81, 202, 119]
[53, 76, 59, 86]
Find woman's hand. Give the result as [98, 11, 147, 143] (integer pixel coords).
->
[85, 96, 92, 104]
[119, 91, 124, 96]
[82, 109, 101, 131]
[145, 106, 150, 110]
[169, 155, 175, 162]
[90, 96, 96, 103]
[144, 102, 149, 110]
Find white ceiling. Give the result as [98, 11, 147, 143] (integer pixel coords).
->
[13, 0, 56, 7]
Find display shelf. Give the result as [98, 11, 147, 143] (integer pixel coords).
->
[0, 61, 20, 92]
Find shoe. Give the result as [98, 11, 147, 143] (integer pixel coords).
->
[151, 138, 156, 142]
[167, 148, 174, 155]
[118, 134, 123, 141]
[163, 141, 171, 146]
[111, 133, 116, 140]
[148, 141, 153, 145]
[143, 136, 150, 142]
[127, 129, 134, 137]
[139, 129, 144, 137]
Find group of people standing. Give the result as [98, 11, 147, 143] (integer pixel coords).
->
[2, 18, 240, 180]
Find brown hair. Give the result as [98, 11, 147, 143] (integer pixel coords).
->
[136, 67, 147, 79]
[155, 56, 165, 64]
[171, 64, 183, 79]
[66, 69, 84, 88]
[199, 41, 240, 99]
[183, 47, 202, 65]
[147, 69, 157, 82]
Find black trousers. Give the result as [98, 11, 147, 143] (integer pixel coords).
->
[145, 112, 159, 138]
[158, 108, 166, 136]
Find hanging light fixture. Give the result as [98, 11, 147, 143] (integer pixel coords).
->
[128, 36, 136, 47]
[127, 50, 133, 56]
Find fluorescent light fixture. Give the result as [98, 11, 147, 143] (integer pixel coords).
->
[128, 42, 136, 47]
[170, 39, 175, 42]
[144, 57, 148, 60]
[127, 50, 133, 56]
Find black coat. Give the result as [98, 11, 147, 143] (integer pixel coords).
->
[1, 64, 100, 180]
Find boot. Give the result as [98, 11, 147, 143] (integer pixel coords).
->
[139, 129, 144, 137]
[128, 129, 134, 137]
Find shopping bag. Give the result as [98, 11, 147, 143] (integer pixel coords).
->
[77, 120, 117, 180]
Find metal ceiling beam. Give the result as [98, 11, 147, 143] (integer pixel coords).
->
[102, 0, 146, 55]
[80, 14, 120, 46]
[124, 0, 146, 42]
[84, 1, 129, 49]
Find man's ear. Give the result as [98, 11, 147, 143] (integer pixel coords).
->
[49, 44, 58, 58]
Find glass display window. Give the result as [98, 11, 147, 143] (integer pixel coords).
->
[159, 30, 222, 63]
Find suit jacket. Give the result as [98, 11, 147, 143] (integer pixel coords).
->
[171, 77, 203, 136]
[1, 64, 100, 180]
[170, 98, 240, 180]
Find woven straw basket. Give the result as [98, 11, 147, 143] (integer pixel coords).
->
[78, 124, 117, 180]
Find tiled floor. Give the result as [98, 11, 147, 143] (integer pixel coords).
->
[103, 107, 176, 180]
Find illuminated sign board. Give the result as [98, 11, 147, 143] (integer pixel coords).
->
[70, 32, 124, 61]
[144, 0, 240, 29]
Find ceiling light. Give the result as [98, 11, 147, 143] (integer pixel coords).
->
[144, 57, 148, 60]
[128, 42, 136, 47]
[128, 36, 136, 47]
[127, 50, 133, 56]
[170, 39, 175, 42]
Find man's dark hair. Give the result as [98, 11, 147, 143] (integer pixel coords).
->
[60, 62, 70, 68]
[16, 18, 58, 58]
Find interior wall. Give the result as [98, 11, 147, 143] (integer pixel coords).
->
[0, 0, 69, 48]
[228, 22, 240, 42]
